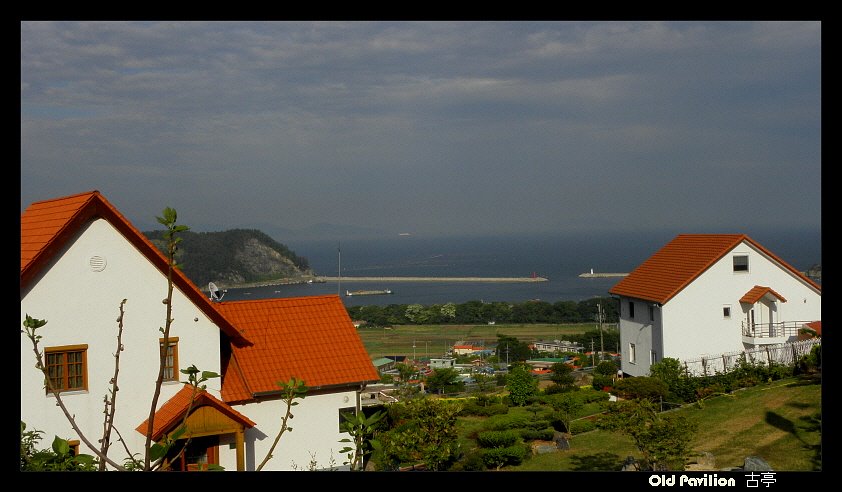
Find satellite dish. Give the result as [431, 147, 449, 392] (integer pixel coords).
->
[208, 282, 226, 302]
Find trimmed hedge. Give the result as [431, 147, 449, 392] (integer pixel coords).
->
[477, 429, 521, 448]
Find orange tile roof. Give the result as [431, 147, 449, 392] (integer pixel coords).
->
[804, 321, 822, 336]
[215, 295, 381, 404]
[20, 190, 250, 344]
[608, 234, 821, 305]
[135, 385, 255, 440]
[740, 285, 787, 304]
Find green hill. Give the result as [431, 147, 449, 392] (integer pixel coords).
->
[144, 228, 312, 289]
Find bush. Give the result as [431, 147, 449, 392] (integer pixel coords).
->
[569, 418, 597, 434]
[477, 429, 521, 448]
[483, 413, 535, 431]
[480, 444, 529, 469]
[451, 449, 487, 471]
[520, 428, 555, 441]
[459, 401, 510, 417]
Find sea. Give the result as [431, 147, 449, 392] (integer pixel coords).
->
[222, 229, 821, 307]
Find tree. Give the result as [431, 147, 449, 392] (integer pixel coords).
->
[597, 398, 697, 471]
[546, 393, 584, 435]
[375, 398, 463, 471]
[440, 302, 457, 321]
[404, 304, 429, 324]
[425, 368, 463, 394]
[496, 334, 532, 363]
[549, 362, 575, 389]
[614, 376, 668, 402]
[505, 363, 539, 406]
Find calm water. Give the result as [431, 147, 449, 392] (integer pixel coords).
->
[222, 229, 821, 307]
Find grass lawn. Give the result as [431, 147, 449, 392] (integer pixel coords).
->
[455, 374, 821, 471]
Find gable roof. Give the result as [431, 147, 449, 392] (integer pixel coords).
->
[20, 190, 250, 345]
[215, 295, 381, 404]
[135, 385, 256, 441]
[740, 285, 787, 304]
[608, 234, 821, 305]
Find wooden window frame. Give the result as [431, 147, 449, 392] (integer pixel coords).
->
[159, 337, 180, 382]
[44, 345, 88, 393]
[68, 440, 81, 456]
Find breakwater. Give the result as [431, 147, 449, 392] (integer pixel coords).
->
[578, 272, 628, 278]
[322, 276, 548, 283]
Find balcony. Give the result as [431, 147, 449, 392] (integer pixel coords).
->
[741, 320, 811, 346]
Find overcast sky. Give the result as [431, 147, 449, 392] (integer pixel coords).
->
[20, 21, 821, 239]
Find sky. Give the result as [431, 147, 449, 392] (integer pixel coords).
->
[20, 21, 822, 240]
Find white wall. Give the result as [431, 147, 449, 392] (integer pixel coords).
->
[218, 391, 358, 471]
[20, 219, 223, 465]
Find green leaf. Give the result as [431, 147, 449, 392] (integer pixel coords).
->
[149, 442, 167, 461]
[51, 436, 70, 455]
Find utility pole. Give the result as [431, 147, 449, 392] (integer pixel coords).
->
[596, 303, 605, 362]
[591, 339, 595, 366]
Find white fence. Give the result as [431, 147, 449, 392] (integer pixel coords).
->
[680, 338, 821, 376]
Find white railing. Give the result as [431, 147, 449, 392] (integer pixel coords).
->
[680, 338, 820, 376]
[741, 320, 813, 339]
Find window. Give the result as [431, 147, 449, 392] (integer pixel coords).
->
[159, 337, 179, 382]
[650, 350, 657, 365]
[648, 305, 655, 322]
[723, 305, 731, 318]
[628, 343, 636, 364]
[733, 255, 749, 272]
[628, 301, 635, 319]
[45, 345, 88, 393]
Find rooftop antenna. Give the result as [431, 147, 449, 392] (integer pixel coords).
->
[208, 281, 226, 302]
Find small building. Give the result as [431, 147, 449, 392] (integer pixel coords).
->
[429, 357, 456, 369]
[532, 339, 584, 354]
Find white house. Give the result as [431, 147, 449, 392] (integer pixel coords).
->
[608, 234, 821, 377]
[20, 190, 380, 471]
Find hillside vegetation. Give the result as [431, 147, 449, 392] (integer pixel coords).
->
[144, 229, 311, 289]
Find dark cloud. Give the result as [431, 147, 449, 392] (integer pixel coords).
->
[21, 21, 821, 238]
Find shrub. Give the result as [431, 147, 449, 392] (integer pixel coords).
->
[477, 429, 520, 448]
[569, 418, 597, 434]
[520, 428, 555, 441]
[459, 401, 509, 417]
[480, 444, 529, 470]
[484, 413, 535, 431]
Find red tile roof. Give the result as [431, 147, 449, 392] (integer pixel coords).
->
[608, 234, 820, 304]
[740, 285, 787, 304]
[20, 191, 250, 344]
[215, 295, 381, 404]
[804, 321, 822, 336]
[135, 385, 255, 440]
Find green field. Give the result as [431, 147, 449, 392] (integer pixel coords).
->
[356, 322, 610, 359]
[483, 376, 821, 471]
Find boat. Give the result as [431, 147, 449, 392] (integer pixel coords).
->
[345, 289, 393, 296]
